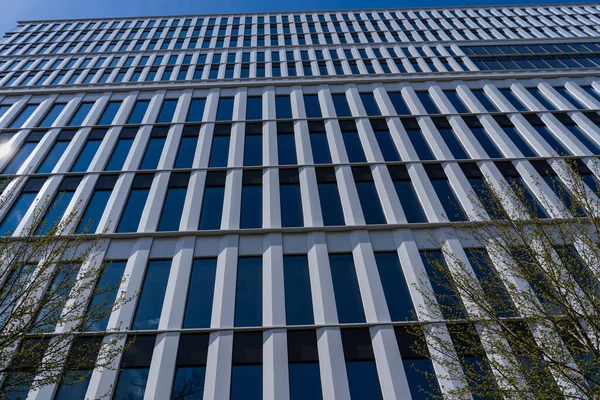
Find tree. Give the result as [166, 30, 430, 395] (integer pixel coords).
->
[412, 158, 600, 400]
[0, 176, 133, 398]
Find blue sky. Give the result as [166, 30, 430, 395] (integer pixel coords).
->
[0, 0, 593, 37]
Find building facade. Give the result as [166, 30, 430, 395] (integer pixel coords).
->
[1, 3, 600, 399]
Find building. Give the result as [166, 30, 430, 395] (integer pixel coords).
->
[0, 2, 600, 399]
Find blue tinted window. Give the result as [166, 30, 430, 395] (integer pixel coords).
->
[360, 93, 381, 116]
[156, 99, 178, 123]
[97, 101, 122, 125]
[283, 255, 314, 325]
[374, 129, 400, 161]
[158, 187, 186, 231]
[234, 257, 262, 327]
[317, 172, 345, 226]
[106, 138, 134, 171]
[240, 183, 262, 229]
[231, 365, 262, 400]
[532, 124, 570, 156]
[175, 136, 197, 168]
[289, 363, 321, 400]
[186, 98, 206, 122]
[277, 133, 297, 165]
[140, 137, 166, 169]
[406, 128, 435, 160]
[38, 103, 66, 127]
[216, 97, 234, 121]
[310, 132, 331, 164]
[280, 182, 303, 227]
[198, 186, 224, 230]
[208, 135, 230, 167]
[37, 190, 75, 235]
[346, 361, 382, 400]
[87, 261, 126, 331]
[116, 188, 149, 232]
[67, 102, 94, 126]
[37, 139, 70, 173]
[9, 104, 39, 128]
[470, 127, 503, 158]
[444, 90, 470, 113]
[132, 260, 171, 330]
[127, 100, 150, 124]
[354, 172, 386, 224]
[76, 189, 111, 233]
[183, 259, 217, 328]
[33, 264, 77, 332]
[329, 254, 365, 323]
[246, 96, 262, 120]
[430, 174, 467, 221]
[3, 142, 38, 174]
[501, 126, 537, 157]
[0, 105, 11, 120]
[332, 94, 352, 117]
[342, 131, 366, 162]
[505, 176, 548, 218]
[172, 366, 206, 400]
[420, 250, 466, 319]
[388, 92, 411, 115]
[416, 91, 440, 114]
[113, 368, 149, 400]
[304, 95, 322, 118]
[393, 180, 427, 223]
[439, 128, 469, 159]
[499, 89, 528, 112]
[471, 89, 498, 112]
[54, 371, 92, 400]
[276, 95, 293, 118]
[243, 133, 262, 166]
[375, 252, 415, 320]
[528, 88, 557, 110]
[0, 191, 37, 234]
[71, 139, 101, 172]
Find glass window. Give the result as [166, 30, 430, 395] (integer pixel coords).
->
[97, 101, 122, 125]
[36, 177, 79, 235]
[316, 167, 345, 226]
[340, 120, 366, 162]
[280, 169, 303, 228]
[276, 95, 293, 118]
[132, 260, 171, 330]
[353, 166, 386, 224]
[287, 330, 322, 400]
[209, 125, 230, 167]
[277, 122, 297, 165]
[86, 260, 126, 331]
[76, 175, 117, 233]
[329, 253, 365, 323]
[246, 96, 262, 120]
[230, 332, 262, 400]
[420, 250, 466, 319]
[402, 118, 435, 160]
[243, 123, 262, 167]
[113, 336, 155, 399]
[140, 127, 168, 170]
[240, 170, 262, 229]
[234, 257, 262, 327]
[341, 328, 383, 400]
[388, 165, 427, 223]
[471, 89, 498, 112]
[116, 174, 153, 233]
[156, 99, 178, 123]
[38, 103, 66, 127]
[2, 133, 42, 174]
[394, 326, 440, 400]
[198, 171, 226, 230]
[360, 93, 381, 116]
[526, 115, 570, 156]
[375, 252, 415, 320]
[171, 334, 209, 400]
[415, 91, 440, 114]
[388, 92, 411, 115]
[183, 259, 217, 328]
[105, 128, 136, 171]
[157, 173, 188, 231]
[216, 97, 234, 121]
[434, 118, 469, 159]
[443, 90, 470, 113]
[71, 129, 105, 172]
[36, 130, 75, 173]
[463, 117, 504, 158]
[499, 88, 528, 112]
[527, 88, 557, 110]
[309, 121, 331, 164]
[494, 116, 537, 157]
[304, 94, 322, 118]
[67, 102, 95, 127]
[426, 164, 467, 221]
[332, 93, 352, 117]
[9, 104, 39, 128]
[174, 126, 199, 168]
[52, 337, 102, 400]
[283, 255, 314, 325]
[371, 119, 400, 161]
[186, 98, 206, 122]
[127, 100, 150, 124]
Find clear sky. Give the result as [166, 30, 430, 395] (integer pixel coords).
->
[0, 0, 594, 37]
